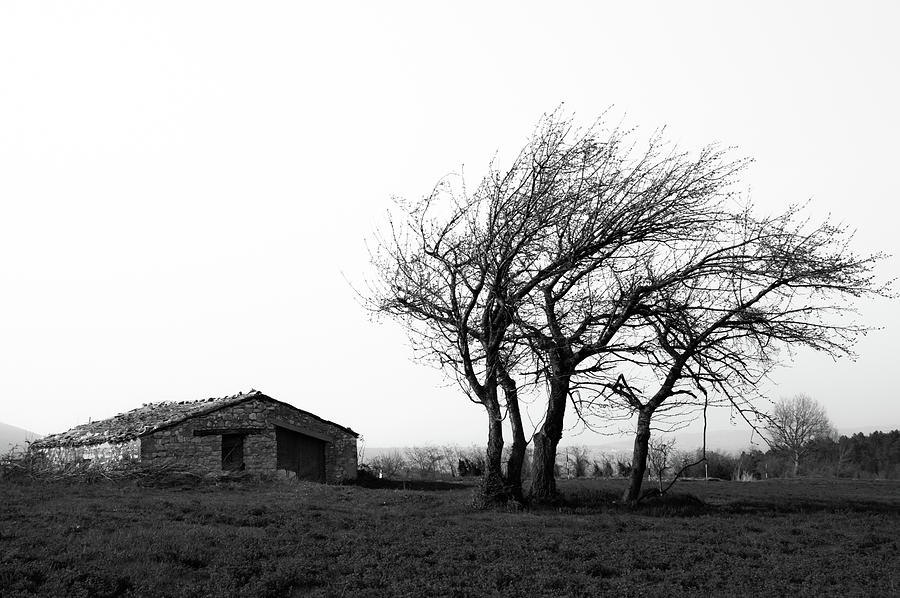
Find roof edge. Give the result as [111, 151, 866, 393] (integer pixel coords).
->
[143, 392, 360, 438]
[30, 390, 360, 449]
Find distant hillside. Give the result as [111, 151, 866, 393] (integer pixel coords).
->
[0, 422, 42, 454]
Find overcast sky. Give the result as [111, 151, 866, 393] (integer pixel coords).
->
[1, 2, 898, 448]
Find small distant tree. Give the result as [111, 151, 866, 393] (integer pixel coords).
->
[733, 450, 766, 481]
[440, 445, 461, 477]
[602, 460, 615, 478]
[565, 446, 592, 478]
[767, 394, 833, 476]
[647, 438, 676, 492]
[591, 455, 613, 478]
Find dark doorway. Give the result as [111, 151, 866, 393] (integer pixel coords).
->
[221, 434, 245, 471]
[276, 426, 326, 482]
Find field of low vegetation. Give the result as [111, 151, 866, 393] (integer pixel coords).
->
[2, 475, 898, 597]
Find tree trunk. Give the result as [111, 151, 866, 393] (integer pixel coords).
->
[623, 410, 652, 504]
[792, 451, 800, 477]
[530, 431, 557, 500]
[529, 373, 570, 501]
[499, 368, 526, 502]
[477, 400, 507, 507]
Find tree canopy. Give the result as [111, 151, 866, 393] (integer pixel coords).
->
[767, 394, 834, 475]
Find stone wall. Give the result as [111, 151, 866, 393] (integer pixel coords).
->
[140, 397, 357, 482]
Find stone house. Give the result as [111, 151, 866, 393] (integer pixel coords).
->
[30, 390, 358, 483]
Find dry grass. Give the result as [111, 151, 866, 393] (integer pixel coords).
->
[1, 476, 898, 597]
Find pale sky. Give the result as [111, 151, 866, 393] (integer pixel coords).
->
[1, 2, 898, 447]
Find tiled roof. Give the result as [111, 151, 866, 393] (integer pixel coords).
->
[30, 390, 357, 448]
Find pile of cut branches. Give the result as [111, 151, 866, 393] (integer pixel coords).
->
[0, 450, 212, 486]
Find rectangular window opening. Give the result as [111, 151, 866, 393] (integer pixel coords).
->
[221, 433, 245, 471]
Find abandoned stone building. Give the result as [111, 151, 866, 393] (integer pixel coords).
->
[30, 390, 358, 483]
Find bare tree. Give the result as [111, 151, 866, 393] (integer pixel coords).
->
[369, 109, 889, 506]
[767, 394, 833, 476]
[369, 111, 607, 504]
[593, 457, 615, 478]
[587, 207, 888, 503]
[370, 110, 741, 502]
[506, 121, 747, 500]
[439, 445, 461, 477]
[647, 437, 676, 492]
[565, 446, 592, 478]
[368, 170, 528, 500]
[404, 445, 446, 478]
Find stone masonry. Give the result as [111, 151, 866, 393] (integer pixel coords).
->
[140, 397, 358, 482]
[31, 391, 358, 483]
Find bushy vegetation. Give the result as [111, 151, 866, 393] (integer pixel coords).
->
[363, 444, 632, 483]
[362, 429, 900, 496]
[818, 431, 900, 478]
[362, 427, 900, 489]
[674, 430, 900, 481]
[361, 445, 491, 480]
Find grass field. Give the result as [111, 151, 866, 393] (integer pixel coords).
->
[1, 477, 898, 597]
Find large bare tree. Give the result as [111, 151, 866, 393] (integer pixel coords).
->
[508, 132, 748, 500]
[369, 110, 888, 507]
[371, 112, 746, 502]
[370, 113, 620, 503]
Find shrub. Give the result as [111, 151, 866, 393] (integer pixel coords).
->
[680, 449, 739, 479]
[363, 451, 406, 479]
[458, 446, 486, 477]
[404, 446, 445, 478]
[565, 447, 591, 478]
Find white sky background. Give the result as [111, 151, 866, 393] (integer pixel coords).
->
[1, 2, 898, 447]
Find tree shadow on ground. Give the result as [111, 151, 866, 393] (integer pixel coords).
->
[551, 487, 900, 517]
[544, 489, 710, 517]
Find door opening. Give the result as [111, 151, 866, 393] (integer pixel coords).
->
[275, 426, 326, 482]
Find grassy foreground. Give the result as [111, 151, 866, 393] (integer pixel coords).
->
[1, 477, 898, 597]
